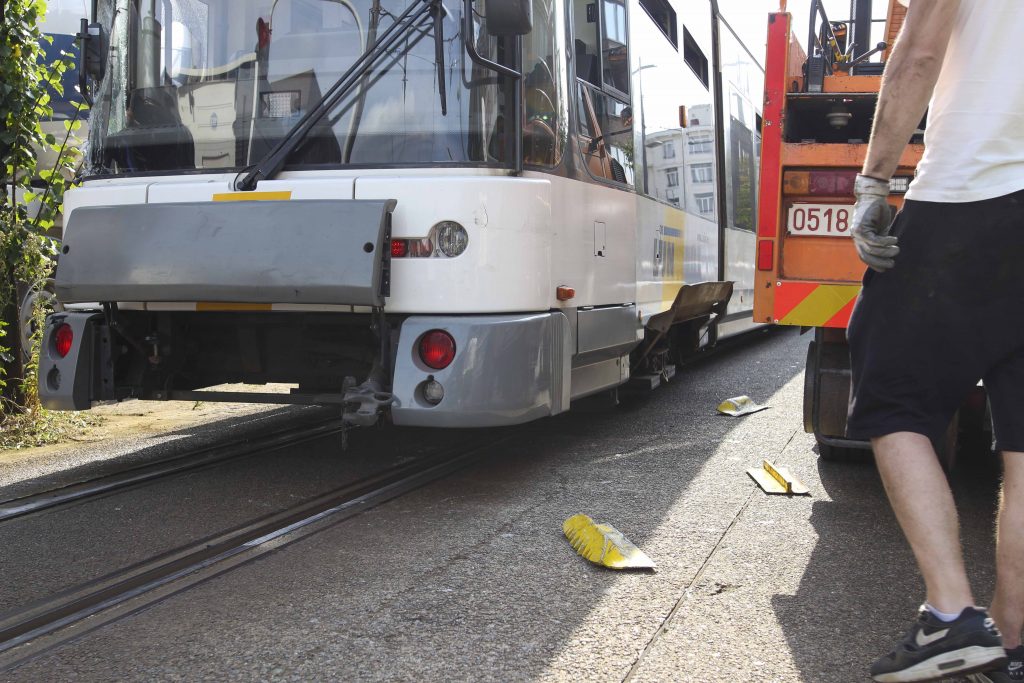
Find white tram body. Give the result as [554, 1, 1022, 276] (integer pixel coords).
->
[40, 0, 764, 428]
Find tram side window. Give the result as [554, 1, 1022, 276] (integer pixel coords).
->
[574, 2, 601, 85]
[682, 27, 709, 89]
[631, 2, 714, 208]
[720, 21, 763, 232]
[523, 0, 568, 167]
[602, 0, 629, 95]
[639, 0, 677, 48]
[572, 0, 632, 185]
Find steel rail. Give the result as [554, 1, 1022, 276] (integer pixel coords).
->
[0, 440, 492, 672]
[0, 413, 345, 523]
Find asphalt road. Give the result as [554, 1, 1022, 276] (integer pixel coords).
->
[0, 327, 1004, 682]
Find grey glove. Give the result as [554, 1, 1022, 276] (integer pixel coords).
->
[851, 174, 899, 272]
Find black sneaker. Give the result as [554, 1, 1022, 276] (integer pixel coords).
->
[870, 606, 1007, 682]
[967, 645, 1024, 682]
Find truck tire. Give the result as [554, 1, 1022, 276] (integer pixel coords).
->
[803, 340, 817, 433]
[816, 437, 871, 463]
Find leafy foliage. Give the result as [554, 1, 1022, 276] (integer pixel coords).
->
[1, 0, 84, 414]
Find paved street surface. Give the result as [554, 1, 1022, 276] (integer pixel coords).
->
[0, 328, 1003, 681]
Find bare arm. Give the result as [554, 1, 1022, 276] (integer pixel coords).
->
[862, 0, 960, 180]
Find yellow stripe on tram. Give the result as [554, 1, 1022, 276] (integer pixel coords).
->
[211, 191, 292, 202]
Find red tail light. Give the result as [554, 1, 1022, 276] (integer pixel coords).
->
[54, 323, 73, 358]
[391, 239, 408, 258]
[757, 240, 774, 271]
[418, 330, 456, 370]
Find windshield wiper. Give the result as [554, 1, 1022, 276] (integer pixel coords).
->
[433, 2, 447, 116]
[233, 0, 443, 191]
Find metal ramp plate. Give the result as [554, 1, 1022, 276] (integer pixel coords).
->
[56, 199, 396, 305]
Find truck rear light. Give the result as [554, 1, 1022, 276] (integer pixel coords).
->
[757, 240, 774, 271]
[391, 239, 408, 258]
[418, 330, 456, 370]
[54, 323, 73, 358]
[783, 170, 857, 196]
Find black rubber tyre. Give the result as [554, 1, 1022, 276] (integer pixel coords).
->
[19, 280, 62, 362]
[803, 340, 817, 434]
[816, 436, 872, 463]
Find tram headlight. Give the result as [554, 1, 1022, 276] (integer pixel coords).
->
[422, 378, 445, 405]
[434, 221, 469, 257]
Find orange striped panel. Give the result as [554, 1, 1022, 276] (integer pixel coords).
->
[773, 282, 861, 329]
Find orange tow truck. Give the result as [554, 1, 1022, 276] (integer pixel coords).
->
[753, 1, 984, 462]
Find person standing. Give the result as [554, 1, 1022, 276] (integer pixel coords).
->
[846, 0, 1024, 681]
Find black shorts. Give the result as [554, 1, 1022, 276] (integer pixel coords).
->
[847, 190, 1024, 452]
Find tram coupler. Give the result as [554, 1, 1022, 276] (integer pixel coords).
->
[340, 366, 394, 429]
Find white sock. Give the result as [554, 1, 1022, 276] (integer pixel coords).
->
[925, 603, 963, 622]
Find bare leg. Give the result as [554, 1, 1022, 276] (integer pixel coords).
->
[992, 451, 1024, 649]
[873, 432, 974, 614]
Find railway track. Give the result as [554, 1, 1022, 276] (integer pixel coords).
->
[0, 439, 491, 672]
[0, 413, 346, 523]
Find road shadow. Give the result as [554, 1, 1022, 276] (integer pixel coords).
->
[298, 326, 811, 681]
[0, 326, 811, 681]
[772, 445, 1002, 681]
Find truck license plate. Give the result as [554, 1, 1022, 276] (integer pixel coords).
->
[786, 203, 854, 236]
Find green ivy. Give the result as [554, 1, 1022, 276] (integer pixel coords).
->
[1, 0, 83, 414]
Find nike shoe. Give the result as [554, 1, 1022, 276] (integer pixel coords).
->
[967, 645, 1024, 682]
[870, 606, 1007, 682]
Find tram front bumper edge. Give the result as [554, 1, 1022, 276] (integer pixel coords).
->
[390, 313, 573, 428]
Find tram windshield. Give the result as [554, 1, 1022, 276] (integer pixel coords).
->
[42, 0, 90, 120]
[87, 0, 557, 175]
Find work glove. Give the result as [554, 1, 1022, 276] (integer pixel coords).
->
[851, 174, 899, 272]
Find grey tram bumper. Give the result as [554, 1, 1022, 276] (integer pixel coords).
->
[390, 313, 574, 428]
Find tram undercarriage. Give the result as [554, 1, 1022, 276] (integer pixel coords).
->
[41, 290, 731, 429]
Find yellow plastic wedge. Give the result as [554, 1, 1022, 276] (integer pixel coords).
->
[562, 514, 655, 570]
[716, 395, 769, 417]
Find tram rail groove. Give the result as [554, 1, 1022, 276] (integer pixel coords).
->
[0, 438, 495, 672]
[0, 415, 346, 523]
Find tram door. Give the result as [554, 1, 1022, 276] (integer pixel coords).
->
[717, 19, 763, 320]
[570, 0, 637, 308]
[572, 0, 633, 185]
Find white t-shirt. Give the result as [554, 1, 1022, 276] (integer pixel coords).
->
[902, 0, 1024, 203]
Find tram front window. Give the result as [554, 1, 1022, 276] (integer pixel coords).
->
[88, 0, 517, 174]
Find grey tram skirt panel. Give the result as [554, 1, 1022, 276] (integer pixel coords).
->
[55, 199, 397, 306]
[391, 313, 574, 428]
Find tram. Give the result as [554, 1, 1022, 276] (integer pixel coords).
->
[40, 0, 764, 428]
